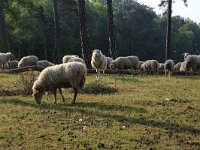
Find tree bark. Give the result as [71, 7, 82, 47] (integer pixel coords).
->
[0, 0, 9, 52]
[165, 0, 172, 60]
[53, 0, 61, 63]
[107, 0, 117, 59]
[77, 0, 91, 68]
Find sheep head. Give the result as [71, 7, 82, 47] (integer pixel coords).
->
[32, 90, 44, 104]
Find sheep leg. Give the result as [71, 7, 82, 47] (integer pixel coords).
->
[71, 88, 78, 104]
[53, 89, 57, 104]
[58, 88, 65, 102]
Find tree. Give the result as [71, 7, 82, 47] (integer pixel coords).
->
[53, 0, 61, 63]
[77, 0, 91, 68]
[0, 0, 9, 52]
[159, 0, 187, 60]
[106, 0, 117, 59]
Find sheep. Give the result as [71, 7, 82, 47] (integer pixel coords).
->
[184, 55, 200, 73]
[38, 60, 55, 68]
[62, 55, 79, 63]
[183, 52, 190, 60]
[106, 57, 113, 68]
[180, 61, 187, 72]
[32, 62, 87, 104]
[109, 56, 139, 70]
[8, 60, 19, 69]
[67, 57, 85, 64]
[140, 60, 159, 74]
[174, 62, 182, 72]
[158, 63, 165, 71]
[0, 52, 15, 70]
[91, 49, 107, 78]
[18, 55, 38, 68]
[137, 61, 144, 71]
[164, 59, 174, 77]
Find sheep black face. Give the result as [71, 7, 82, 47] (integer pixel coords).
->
[32, 90, 44, 104]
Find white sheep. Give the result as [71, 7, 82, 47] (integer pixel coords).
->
[0, 52, 15, 70]
[32, 62, 87, 104]
[109, 56, 139, 70]
[18, 55, 38, 68]
[140, 60, 159, 74]
[106, 57, 113, 68]
[8, 60, 19, 69]
[91, 49, 107, 78]
[164, 59, 174, 77]
[38, 60, 55, 68]
[62, 55, 79, 63]
[184, 55, 200, 73]
[158, 63, 165, 71]
[180, 61, 187, 72]
[174, 62, 182, 72]
[67, 57, 85, 64]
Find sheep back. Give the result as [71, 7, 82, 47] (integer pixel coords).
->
[18, 55, 38, 67]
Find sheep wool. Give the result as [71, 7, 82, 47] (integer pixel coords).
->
[0, 52, 15, 70]
[91, 49, 107, 78]
[109, 56, 139, 70]
[38, 60, 54, 68]
[164, 59, 174, 77]
[32, 62, 87, 104]
[18, 55, 38, 68]
[62, 55, 79, 63]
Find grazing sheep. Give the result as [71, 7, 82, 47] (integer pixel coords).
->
[180, 61, 187, 72]
[158, 63, 165, 71]
[18, 55, 38, 68]
[32, 62, 87, 104]
[106, 57, 113, 68]
[62, 55, 79, 63]
[38, 60, 54, 68]
[0, 52, 15, 70]
[109, 56, 139, 70]
[68, 57, 85, 64]
[91, 49, 107, 78]
[184, 55, 200, 73]
[8, 60, 19, 69]
[138, 61, 144, 70]
[164, 59, 174, 77]
[174, 62, 182, 72]
[140, 60, 159, 74]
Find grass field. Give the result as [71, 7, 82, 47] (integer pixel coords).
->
[0, 73, 200, 149]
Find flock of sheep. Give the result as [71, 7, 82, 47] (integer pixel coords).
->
[0, 50, 200, 104]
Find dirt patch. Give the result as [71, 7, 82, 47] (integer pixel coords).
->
[133, 100, 165, 106]
[81, 81, 118, 95]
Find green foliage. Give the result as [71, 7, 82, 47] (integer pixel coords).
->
[1, 0, 200, 63]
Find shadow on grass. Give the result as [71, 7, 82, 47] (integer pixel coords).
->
[1, 98, 200, 135]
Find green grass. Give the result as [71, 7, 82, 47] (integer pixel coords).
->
[0, 73, 200, 149]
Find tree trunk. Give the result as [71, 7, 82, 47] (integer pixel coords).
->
[77, 0, 91, 68]
[107, 0, 117, 59]
[0, 0, 9, 52]
[165, 0, 172, 60]
[53, 0, 61, 63]
[43, 37, 47, 60]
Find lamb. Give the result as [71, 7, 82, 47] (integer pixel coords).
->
[140, 60, 159, 74]
[164, 59, 174, 77]
[32, 62, 87, 104]
[62, 55, 79, 63]
[38, 60, 54, 68]
[109, 56, 139, 70]
[173, 62, 182, 72]
[18, 55, 38, 68]
[0, 52, 15, 70]
[8, 60, 19, 69]
[106, 57, 113, 68]
[67, 57, 85, 64]
[91, 49, 107, 78]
